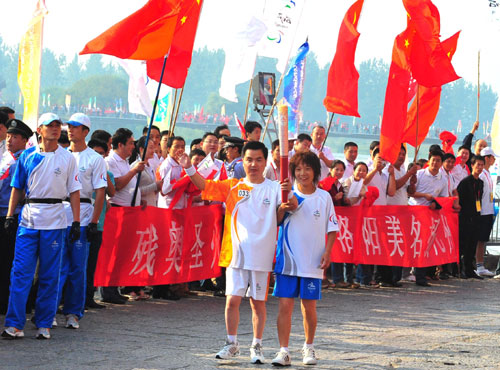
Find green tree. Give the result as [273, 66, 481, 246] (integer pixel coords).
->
[69, 75, 127, 108]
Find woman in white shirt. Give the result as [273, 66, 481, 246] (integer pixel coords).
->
[132, 136, 163, 207]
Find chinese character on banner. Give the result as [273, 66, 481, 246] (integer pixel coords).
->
[190, 222, 204, 269]
[129, 224, 158, 276]
[385, 215, 404, 257]
[337, 215, 354, 254]
[440, 214, 455, 254]
[424, 217, 441, 257]
[362, 217, 381, 256]
[210, 227, 219, 269]
[410, 215, 422, 258]
[164, 221, 184, 275]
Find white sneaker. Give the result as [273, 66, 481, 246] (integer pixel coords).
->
[476, 266, 495, 277]
[36, 328, 50, 340]
[1, 327, 24, 339]
[494, 274, 500, 279]
[215, 340, 240, 359]
[302, 346, 318, 365]
[271, 350, 291, 366]
[52, 317, 58, 328]
[250, 343, 265, 364]
[403, 275, 416, 282]
[65, 314, 79, 329]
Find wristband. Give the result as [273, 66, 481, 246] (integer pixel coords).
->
[185, 166, 196, 176]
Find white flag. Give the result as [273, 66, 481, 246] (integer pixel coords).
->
[118, 59, 153, 117]
[219, 4, 267, 102]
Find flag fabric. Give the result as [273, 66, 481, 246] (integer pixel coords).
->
[258, 0, 306, 73]
[323, 0, 364, 117]
[401, 31, 460, 147]
[18, 0, 47, 130]
[233, 113, 246, 139]
[284, 41, 309, 138]
[118, 59, 153, 117]
[218, 1, 267, 102]
[491, 98, 500, 155]
[80, 0, 180, 60]
[153, 89, 174, 131]
[147, 0, 203, 88]
[65, 94, 71, 110]
[403, 0, 460, 87]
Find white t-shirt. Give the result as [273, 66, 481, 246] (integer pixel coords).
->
[263, 161, 280, 182]
[385, 165, 408, 205]
[106, 150, 140, 206]
[12, 145, 81, 229]
[0, 140, 5, 158]
[64, 147, 108, 226]
[157, 155, 186, 209]
[451, 164, 469, 184]
[366, 168, 389, 205]
[480, 169, 494, 215]
[341, 159, 355, 183]
[411, 168, 448, 206]
[440, 167, 458, 197]
[275, 188, 339, 279]
[310, 145, 335, 181]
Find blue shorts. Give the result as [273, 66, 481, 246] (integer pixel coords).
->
[273, 274, 322, 300]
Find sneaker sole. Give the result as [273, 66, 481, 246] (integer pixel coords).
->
[65, 325, 79, 329]
[215, 352, 240, 359]
[271, 362, 291, 367]
[36, 335, 50, 340]
[1, 332, 24, 339]
[251, 358, 264, 364]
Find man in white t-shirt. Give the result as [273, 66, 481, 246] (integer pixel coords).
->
[365, 148, 396, 206]
[385, 145, 417, 206]
[451, 146, 471, 184]
[179, 141, 296, 365]
[475, 147, 498, 277]
[58, 113, 107, 330]
[263, 139, 280, 181]
[341, 142, 358, 182]
[2, 113, 81, 340]
[411, 151, 449, 207]
[309, 126, 334, 181]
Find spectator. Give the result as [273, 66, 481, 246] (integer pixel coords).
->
[309, 125, 334, 181]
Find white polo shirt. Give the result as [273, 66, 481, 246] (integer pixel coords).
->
[12, 145, 81, 229]
[105, 150, 140, 206]
[439, 167, 458, 197]
[385, 165, 408, 205]
[263, 161, 280, 182]
[479, 169, 494, 215]
[341, 158, 355, 183]
[157, 155, 186, 209]
[451, 164, 469, 184]
[412, 168, 448, 206]
[310, 145, 335, 181]
[366, 168, 389, 205]
[64, 147, 108, 226]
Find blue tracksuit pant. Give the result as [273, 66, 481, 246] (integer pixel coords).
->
[5, 227, 64, 330]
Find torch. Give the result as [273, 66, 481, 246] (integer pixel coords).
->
[278, 98, 289, 203]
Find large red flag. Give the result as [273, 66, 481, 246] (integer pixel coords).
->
[403, 0, 460, 87]
[379, 22, 414, 164]
[401, 31, 460, 147]
[80, 0, 181, 60]
[323, 0, 364, 117]
[147, 0, 203, 88]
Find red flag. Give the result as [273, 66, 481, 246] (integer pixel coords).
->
[379, 23, 414, 164]
[403, 0, 460, 87]
[147, 0, 203, 88]
[401, 31, 460, 147]
[80, 0, 181, 60]
[233, 113, 247, 139]
[323, 0, 364, 117]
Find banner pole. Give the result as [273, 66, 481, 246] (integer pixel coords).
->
[477, 50, 480, 123]
[413, 84, 421, 163]
[131, 56, 168, 206]
[243, 78, 253, 124]
[170, 85, 185, 136]
[261, 73, 285, 141]
[167, 88, 179, 134]
[320, 112, 335, 151]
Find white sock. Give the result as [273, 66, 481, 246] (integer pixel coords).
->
[227, 334, 237, 344]
[304, 342, 314, 349]
[280, 346, 289, 353]
[252, 337, 262, 346]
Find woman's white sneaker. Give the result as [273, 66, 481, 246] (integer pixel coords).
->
[215, 340, 240, 359]
[271, 350, 291, 366]
[302, 347, 318, 365]
[250, 343, 265, 364]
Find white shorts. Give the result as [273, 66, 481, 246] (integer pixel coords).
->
[225, 267, 270, 301]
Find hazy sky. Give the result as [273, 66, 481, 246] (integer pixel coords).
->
[2, 0, 500, 96]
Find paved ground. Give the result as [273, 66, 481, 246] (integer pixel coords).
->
[1, 278, 500, 370]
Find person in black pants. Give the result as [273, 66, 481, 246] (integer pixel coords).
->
[457, 155, 485, 279]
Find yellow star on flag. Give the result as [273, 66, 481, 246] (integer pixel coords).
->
[447, 51, 451, 58]
[353, 12, 357, 25]
[404, 39, 410, 48]
[196, 0, 200, 4]
[181, 16, 187, 24]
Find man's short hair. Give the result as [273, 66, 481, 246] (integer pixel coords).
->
[458, 145, 470, 154]
[372, 148, 380, 157]
[58, 130, 70, 145]
[142, 125, 160, 135]
[331, 159, 346, 170]
[214, 125, 230, 138]
[160, 130, 170, 138]
[271, 139, 280, 151]
[0, 111, 8, 127]
[290, 151, 321, 184]
[91, 129, 112, 143]
[369, 141, 380, 151]
[428, 144, 442, 154]
[189, 148, 206, 159]
[400, 143, 407, 153]
[202, 132, 217, 141]
[244, 121, 262, 134]
[312, 125, 325, 132]
[167, 136, 185, 150]
[417, 158, 428, 168]
[88, 139, 108, 153]
[428, 150, 444, 161]
[443, 153, 456, 162]
[190, 138, 202, 148]
[0, 106, 15, 115]
[354, 162, 368, 172]
[296, 133, 312, 143]
[344, 141, 358, 151]
[111, 128, 133, 149]
[471, 155, 485, 165]
[242, 140, 268, 160]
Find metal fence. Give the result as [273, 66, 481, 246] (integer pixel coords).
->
[490, 198, 500, 244]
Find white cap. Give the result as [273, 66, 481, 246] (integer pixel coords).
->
[480, 147, 499, 157]
[67, 113, 91, 129]
[38, 112, 62, 127]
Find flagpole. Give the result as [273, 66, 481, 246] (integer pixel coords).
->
[261, 74, 284, 141]
[320, 113, 335, 151]
[413, 84, 421, 163]
[167, 88, 179, 134]
[170, 85, 185, 136]
[477, 50, 480, 123]
[131, 56, 168, 206]
[243, 78, 253, 124]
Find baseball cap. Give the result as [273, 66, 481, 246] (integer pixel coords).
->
[67, 113, 91, 129]
[480, 147, 499, 158]
[224, 136, 245, 148]
[6, 119, 33, 139]
[38, 112, 62, 127]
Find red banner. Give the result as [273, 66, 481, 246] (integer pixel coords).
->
[332, 198, 459, 267]
[95, 205, 223, 286]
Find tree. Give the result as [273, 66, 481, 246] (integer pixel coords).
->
[69, 75, 127, 108]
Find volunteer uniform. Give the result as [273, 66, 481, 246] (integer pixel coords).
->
[60, 147, 107, 318]
[5, 145, 81, 330]
[202, 178, 281, 301]
[274, 188, 339, 300]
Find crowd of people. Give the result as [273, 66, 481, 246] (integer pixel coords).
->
[0, 105, 498, 366]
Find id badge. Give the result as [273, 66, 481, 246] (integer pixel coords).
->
[476, 200, 481, 212]
[491, 193, 494, 203]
